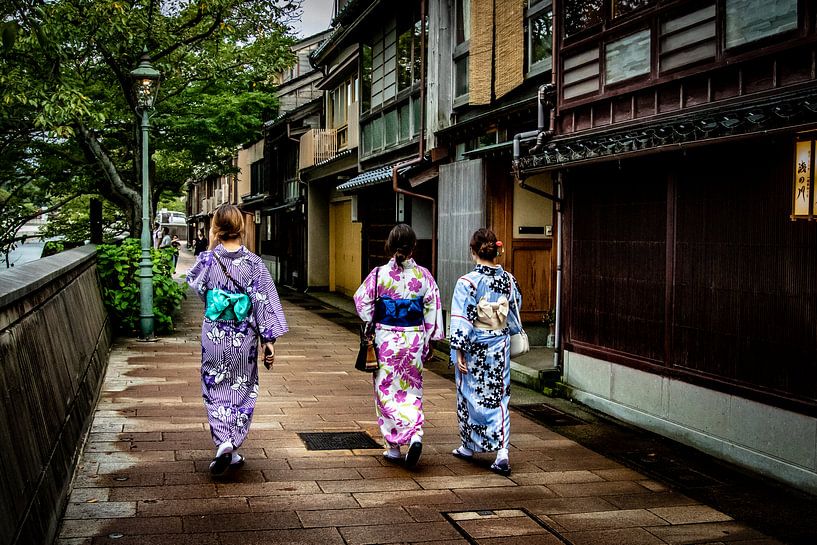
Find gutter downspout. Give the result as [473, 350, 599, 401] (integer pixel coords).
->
[552, 172, 563, 371]
[392, 0, 437, 277]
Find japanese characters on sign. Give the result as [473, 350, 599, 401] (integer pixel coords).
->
[793, 140, 814, 219]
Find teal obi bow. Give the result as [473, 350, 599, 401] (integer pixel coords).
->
[205, 289, 252, 322]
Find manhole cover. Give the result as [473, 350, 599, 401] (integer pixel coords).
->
[298, 432, 382, 451]
[444, 509, 572, 545]
[514, 404, 585, 426]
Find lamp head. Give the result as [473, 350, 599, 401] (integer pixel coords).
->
[130, 48, 161, 110]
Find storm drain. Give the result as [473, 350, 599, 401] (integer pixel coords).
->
[298, 432, 382, 451]
[514, 403, 586, 426]
[444, 509, 572, 545]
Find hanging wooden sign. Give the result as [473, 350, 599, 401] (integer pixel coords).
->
[792, 139, 815, 220]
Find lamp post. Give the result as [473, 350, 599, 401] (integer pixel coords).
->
[130, 48, 161, 340]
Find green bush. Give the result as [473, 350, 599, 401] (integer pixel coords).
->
[97, 238, 186, 334]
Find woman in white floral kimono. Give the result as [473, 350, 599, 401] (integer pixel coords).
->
[354, 224, 444, 467]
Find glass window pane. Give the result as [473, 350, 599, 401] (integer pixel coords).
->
[725, 0, 797, 49]
[412, 97, 420, 136]
[455, 55, 469, 97]
[564, 0, 602, 36]
[397, 27, 413, 91]
[413, 18, 425, 84]
[361, 44, 372, 112]
[385, 109, 398, 147]
[611, 0, 656, 19]
[372, 115, 383, 151]
[605, 29, 651, 85]
[529, 9, 552, 67]
[362, 120, 373, 154]
[399, 103, 411, 141]
[457, 0, 471, 45]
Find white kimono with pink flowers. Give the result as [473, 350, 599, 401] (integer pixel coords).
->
[354, 258, 444, 446]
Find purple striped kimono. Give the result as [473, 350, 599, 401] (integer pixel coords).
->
[186, 245, 288, 449]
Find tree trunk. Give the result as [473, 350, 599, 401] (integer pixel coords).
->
[77, 123, 142, 237]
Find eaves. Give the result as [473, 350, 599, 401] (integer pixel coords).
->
[311, 0, 382, 67]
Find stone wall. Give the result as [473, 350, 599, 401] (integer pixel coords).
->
[563, 350, 817, 495]
[0, 246, 111, 545]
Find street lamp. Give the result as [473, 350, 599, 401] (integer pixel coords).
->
[130, 48, 161, 340]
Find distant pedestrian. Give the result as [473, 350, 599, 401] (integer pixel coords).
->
[158, 227, 171, 249]
[353, 224, 443, 467]
[449, 228, 522, 476]
[152, 222, 162, 249]
[170, 235, 181, 272]
[194, 229, 209, 256]
[186, 204, 288, 476]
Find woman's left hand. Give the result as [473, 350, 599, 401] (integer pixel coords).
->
[262, 342, 275, 369]
[456, 350, 468, 374]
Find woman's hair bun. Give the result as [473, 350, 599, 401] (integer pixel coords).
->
[470, 228, 499, 260]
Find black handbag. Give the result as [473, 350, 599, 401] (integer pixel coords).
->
[355, 267, 379, 373]
[355, 322, 378, 373]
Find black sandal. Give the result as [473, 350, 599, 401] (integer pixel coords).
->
[229, 453, 245, 469]
[490, 459, 511, 477]
[405, 442, 423, 468]
[209, 452, 232, 476]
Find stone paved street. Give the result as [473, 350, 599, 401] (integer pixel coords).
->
[56, 282, 785, 545]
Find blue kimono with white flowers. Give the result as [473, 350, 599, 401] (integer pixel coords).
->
[449, 264, 522, 453]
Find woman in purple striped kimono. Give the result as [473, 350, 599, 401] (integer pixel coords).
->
[186, 205, 288, 476]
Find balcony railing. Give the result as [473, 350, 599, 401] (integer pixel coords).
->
[299, 105, 359, 169]
[299, 129, 337, 169]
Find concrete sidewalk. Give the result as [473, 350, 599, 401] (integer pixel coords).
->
[57, 290, 786, 545]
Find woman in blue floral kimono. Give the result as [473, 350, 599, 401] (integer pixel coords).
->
[354, 224, 444, 467]
[187, 205, 288, 476]
[449, 228, 522, 476]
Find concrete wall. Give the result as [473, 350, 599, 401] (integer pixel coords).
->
[0, 247, 111, 545]
[563, 350, 817, 495]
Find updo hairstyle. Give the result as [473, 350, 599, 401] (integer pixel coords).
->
[385, 223, 417, 267]
[470, 228, 499, 260]
[212, 204, 244, 242]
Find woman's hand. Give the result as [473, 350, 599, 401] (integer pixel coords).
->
[262, 342, 275, 369]
[456, 350, 468, 374]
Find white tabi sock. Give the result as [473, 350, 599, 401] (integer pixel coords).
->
[457, 445, 474, 457]
[230, 451, 243, 464]
[496, 448, 509, 463]
[216, 441, 234, 458]
[385, 447, 401, 459]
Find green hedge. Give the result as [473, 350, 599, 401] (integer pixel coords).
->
[97, 238, 186, 334]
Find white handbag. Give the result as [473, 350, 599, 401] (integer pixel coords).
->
[508, 274, 529, 357]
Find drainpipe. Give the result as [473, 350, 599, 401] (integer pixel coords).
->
[392, 0, 437, 277]
[553, 172, 564, 371]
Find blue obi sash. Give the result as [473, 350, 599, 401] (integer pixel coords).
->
[375, 297, 424, 327]
[205, 289, 252, 322]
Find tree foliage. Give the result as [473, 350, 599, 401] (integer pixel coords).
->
[97, 238, 187, 333]
[1, 0, 300, 261]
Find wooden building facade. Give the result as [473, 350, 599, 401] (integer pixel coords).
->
[517, 0, 817, 493]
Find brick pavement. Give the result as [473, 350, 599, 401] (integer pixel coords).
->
[57, 276, 784, 544]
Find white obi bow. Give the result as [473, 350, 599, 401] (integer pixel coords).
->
[475, 295, 509, 330]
